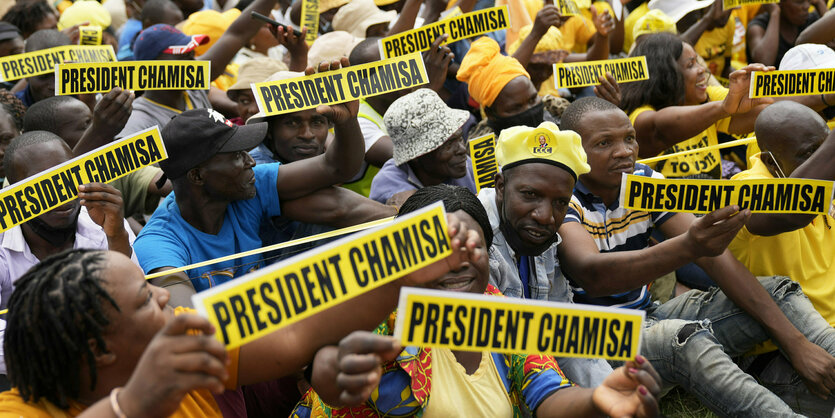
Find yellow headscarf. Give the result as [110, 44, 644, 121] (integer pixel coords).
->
[457, 37, 530, 107]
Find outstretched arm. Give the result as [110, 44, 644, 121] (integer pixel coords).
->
[201, 0, 279, 80]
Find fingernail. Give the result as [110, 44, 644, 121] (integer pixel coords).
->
[639, 386, 648, 395]
[636, 355, 645, 364]
[629, 367, 638, 374]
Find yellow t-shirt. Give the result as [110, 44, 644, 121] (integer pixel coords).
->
[572, 1, 613, 53]
[422, 349, 513, 418]
[629, 86, 730, 179]
[0, 307, 240, 418]
[729, 154, 835, 327]
[623, 2, 649, 54]
[695, 17, 735, 76]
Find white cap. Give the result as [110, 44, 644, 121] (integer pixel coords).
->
[647, 0, 712, 23]
[780, 44, 835, 71]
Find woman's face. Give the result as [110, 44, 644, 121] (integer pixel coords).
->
[425, 210, 489, 294]
[677, 42, 708, 105]
[781, 0, 810, 27]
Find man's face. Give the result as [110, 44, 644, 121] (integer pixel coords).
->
[267, 109, 329, 162]
[413, 129, 468, 180]
[495, 163, 575, 253]
[489, 76, 540, 118]
[231, 90, 260, 125]
[27, 72, 55, 103]
[11, 139, 79, 228]
[767, 124, 827, 176]
[0, 113, 19, 179]
[0, 36, 23, 58]
[54, 100, 93, 149]
[577, 109, 638, 191]
[195, 150, 257, 201]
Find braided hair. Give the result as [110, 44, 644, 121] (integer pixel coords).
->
[398, 185, 493, 249]
[5, 249, 120, 409]
[0, 90, 26, 126]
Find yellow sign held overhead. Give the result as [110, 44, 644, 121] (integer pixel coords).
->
[554, 56, 649, 89]
[79, 25, 102, 46]
[55, 60, 211, 95]
[394, 288, 644, 361]
[379, 6, 509, 58]
[620, 174, 834, 215]
[723, 0, 778, 8]
[469, 134, 497, 193]
[301, 0, 319, 44]
[555, 0, 581, 16]
[749, 69, 835, 98]
[0, 126, 167, 232]
[0, 45, 115, 82]
[192, 203, 452, 349]
[252, 52, 428, 117]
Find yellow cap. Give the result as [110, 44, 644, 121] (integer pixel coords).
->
[183, 9, 241, 56]
[496, 122, 590, 179]
[632, 9, 676, 41]
[374, 0, 399, 5]
[57, 0, 112, 30]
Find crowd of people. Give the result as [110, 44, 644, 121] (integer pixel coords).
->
[0, 0, 834, 416]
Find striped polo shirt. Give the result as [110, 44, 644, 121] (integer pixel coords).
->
[564, 164, 674, 310]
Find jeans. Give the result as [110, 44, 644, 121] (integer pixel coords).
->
[642, 276, 835, 417]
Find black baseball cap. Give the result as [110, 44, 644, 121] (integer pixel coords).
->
[159, 108, 267, 181]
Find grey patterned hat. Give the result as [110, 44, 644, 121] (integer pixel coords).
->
[385, 89, 470, 165]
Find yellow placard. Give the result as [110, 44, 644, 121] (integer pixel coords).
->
[723, 0, 778, 8]
[469, 134, 497, 193]
[554, 56, 649, 89]
[0, 45, 115, 82]
[379, 6, 509, 59]
[394, 288, 644, 361]
[301, 0, 319, 44]
[192, 203, 451, 349]
[620, 174, 835, 214]
[55, 60, 211, 95]
[79, 25, 102, 46]
[555, 0, 581, 16]
[252, 52, 428, 117]
[439, 6, 463, 21]
[0, 126, 167, 232]
[749, 69, 835, 98]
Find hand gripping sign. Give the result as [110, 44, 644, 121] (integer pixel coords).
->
[192, 203, 452, 349]
[0, 126, 167, 232]
[620, 173, 835, 215]
[251, 52, 429, 117]
[394, 288, 644, 361]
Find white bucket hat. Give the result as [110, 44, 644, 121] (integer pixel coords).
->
[385, 89, 470, 165]
[332, 0, 396, 39]
[648, 0, 713, 23]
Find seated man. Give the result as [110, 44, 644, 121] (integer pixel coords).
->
[133, 68, 387, 306]
[556, 97, 835, 416]
[0, 131, 135, 304]
[729, 101, 835, 416]
[370, 89, 476, 206]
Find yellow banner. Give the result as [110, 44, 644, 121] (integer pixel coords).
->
[556, 0, 581, 16]
[252, 53, 428, 117]
[55, 61, 211, 95]
[469, 134, 497, 193]
[0, 126, 167, 232]
[554, 56, 649, 89]
[749, 69, 835, 98]
[0, 45, 115, 82]
[394, 288, 644, 361]
[379, 6, 509, 58]
[620, 174, 834, 214]
[79, 25, 102, 46]
[723, 0, 778, 8]
[637, 137, 756, 165]
[301, 0, 319, 44]
[192, 203, 452, 348]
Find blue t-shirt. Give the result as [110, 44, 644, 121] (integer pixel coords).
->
[117, 19, 142, 61]
[134, 163, 282, 291]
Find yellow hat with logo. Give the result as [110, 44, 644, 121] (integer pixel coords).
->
[632, 9, 677, 41]
[496, 121, 590, 179]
